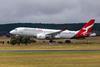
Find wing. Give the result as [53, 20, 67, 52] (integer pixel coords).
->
[46, 27, 67, 39]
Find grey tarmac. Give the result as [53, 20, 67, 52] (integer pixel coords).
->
[0, 50, 100, 52]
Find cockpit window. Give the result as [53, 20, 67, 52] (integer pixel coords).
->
[14, 28, 18, 31]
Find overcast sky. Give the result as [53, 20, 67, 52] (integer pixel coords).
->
[0, 0, 99, 24]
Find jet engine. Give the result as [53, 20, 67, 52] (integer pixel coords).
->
[36, 34, 46, 39]
[36, 34, 53, 39]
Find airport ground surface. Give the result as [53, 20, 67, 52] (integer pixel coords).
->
[0, 36, 100, 50]
[0, 36, 100, 67]
[0, 51, 100, 67]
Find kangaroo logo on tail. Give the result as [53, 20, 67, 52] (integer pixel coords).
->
[76, 19, 95, 38]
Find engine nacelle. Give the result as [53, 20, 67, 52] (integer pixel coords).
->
[36, 34, 46, 39]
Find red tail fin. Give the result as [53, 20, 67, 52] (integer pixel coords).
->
[76, 19, 95, 38]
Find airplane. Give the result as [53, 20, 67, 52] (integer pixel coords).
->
[9, 19, 96, 43]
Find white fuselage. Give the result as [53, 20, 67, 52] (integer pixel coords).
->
[10, 27, 78, 39]
[9, 19, 96, 40]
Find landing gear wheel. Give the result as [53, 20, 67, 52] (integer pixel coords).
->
[65, 40, 71, 43]
[49, 40, 56, 43]
[49, 40, 53, 43]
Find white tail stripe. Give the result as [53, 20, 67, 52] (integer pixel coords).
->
[82, 23, 94, 33]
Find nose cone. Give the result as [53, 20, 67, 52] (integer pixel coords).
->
[9, 30, 15, 34]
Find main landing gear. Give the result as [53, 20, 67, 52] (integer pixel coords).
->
[49, 39, 71, 43]
[49, 39, 55, 43]
[65, 40, 71, 43]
